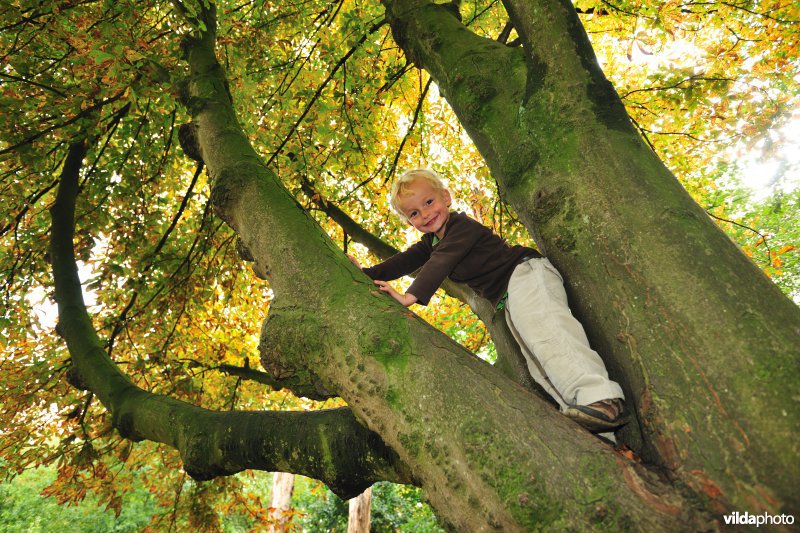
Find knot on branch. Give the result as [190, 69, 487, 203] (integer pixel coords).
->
[237, 237, 270, 279]
[182, 453, 241, 482]
[259, 308, 328, 364]
[178, 122, 203, 162]
[260, 359, 296, 381]
[175, 79, 212, 115]
[531, 186, 569, 222]
[208, 168, 252, 227]
[259, 307, 334, 398]
[236, 237, 254, 262]
[175, 78, 191, 108]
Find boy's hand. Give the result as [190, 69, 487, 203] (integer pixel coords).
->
[374, 280, 418, 307]
[346, 254, 361, 269]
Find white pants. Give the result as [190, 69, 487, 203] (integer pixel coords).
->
[505, 258, 624, 411]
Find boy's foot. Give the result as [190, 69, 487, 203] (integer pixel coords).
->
[565, 399, 630, 432]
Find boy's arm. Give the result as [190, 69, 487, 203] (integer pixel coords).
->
[347, 254, 417, 306]
[374, 280, 418, 307]
[361, 240, 431, 281]
[351, 241, 429, 306]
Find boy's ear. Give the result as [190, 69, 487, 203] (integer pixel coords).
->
[443, 189, 452, 207]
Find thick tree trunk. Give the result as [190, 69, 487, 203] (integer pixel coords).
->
[178, 5, 710, 531]
[381, 0, 800, 516]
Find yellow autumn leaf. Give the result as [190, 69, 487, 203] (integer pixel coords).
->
[124, 48, 144, 62]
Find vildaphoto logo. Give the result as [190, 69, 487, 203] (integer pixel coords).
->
[723, 511, 795, 527]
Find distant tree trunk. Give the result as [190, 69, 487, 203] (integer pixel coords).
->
[347, 487, 373, 533]
[268, 472, 295, 532]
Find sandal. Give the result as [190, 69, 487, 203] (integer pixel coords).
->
[565, 399, 630, 432]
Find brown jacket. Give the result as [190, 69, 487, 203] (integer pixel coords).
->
[363, 212, 540, 305]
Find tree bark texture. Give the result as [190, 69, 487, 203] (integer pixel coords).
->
[179, 5, 711, 531]
[381, 0, 800, 516]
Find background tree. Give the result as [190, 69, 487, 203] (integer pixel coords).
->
[268, 472, 295, 532]
[1, 0, 798, 529]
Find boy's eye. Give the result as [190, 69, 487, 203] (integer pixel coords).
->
[409, 211, 418, 218]
[425, 199, 433, 205]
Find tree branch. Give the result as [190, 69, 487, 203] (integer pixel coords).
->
[0, 72, 67, 97]
[706, 210, 772, 264]
[619, 76, 735, 99]
[300, 178, 397, 261]
[183, 357, 337, 401]
[49, 139, 409, 499]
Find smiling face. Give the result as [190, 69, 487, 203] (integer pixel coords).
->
[396, 178, 452, 238]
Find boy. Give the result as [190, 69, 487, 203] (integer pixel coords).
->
[355, 168, 628, 431]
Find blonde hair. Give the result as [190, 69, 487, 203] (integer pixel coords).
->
[390, 168, 448, 218]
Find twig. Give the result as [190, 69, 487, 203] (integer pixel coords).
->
[706, 211, 772, 264]
[384, 77, 433, 185]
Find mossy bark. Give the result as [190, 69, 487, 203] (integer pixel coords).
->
[382, 0, 800, 517]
